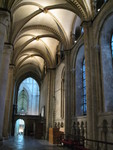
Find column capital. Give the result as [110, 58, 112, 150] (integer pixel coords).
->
[9, 64, 15, 68]
[0, 10, 10, 27]
[3, 43, 13, 55]
[9, 64, 15, 71]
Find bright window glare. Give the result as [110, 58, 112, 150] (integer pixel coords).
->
[19, 119, 24, 125]
[17, 77, 40, 115]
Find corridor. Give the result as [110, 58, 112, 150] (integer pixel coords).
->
[0, 136, 69, 150]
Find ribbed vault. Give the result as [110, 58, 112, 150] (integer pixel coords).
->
[0, 0, 93, 80]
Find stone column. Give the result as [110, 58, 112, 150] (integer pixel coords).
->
[83, 21, 98, 141]
[48, 69, 55, 127]
[3, 64, 14, 138]
[0, 43, 13, 140]
[46, 69, 55, 139]
[8, 82, 15, 137]
[95, 45, 103, 113]
[64, 50, 71, 134]
[0, 10, 10, 69]
[45, 72, 50, 139]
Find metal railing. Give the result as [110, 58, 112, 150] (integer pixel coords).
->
[84, 138, 113, 150]
[57, 133, 113, 150]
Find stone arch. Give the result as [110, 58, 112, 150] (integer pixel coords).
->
[92, 4, 113, 113]
[17, 88, 29, 114]
[75, 45, 85, 116]
[15, 76, 40, 115]
[14, 69, 41, 107]
[14, 119, 25, 136]
[70, 37, 84, 117]
[99, 13, 113, 112]
[94, 1, 113, 44]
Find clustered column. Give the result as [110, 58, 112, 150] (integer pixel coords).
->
[64, 50, 71, 134]
[0, 43, 13, 140]
[3, 64, 14, 138]
[46, 69, 55, 139]
[48, 69, 55, 128]
[83, 21, 98, 142]
[0, 10, 10, 69]
[82, 22, 93, 141]
[0, 10, 11, 141]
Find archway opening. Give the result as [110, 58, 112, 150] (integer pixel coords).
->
[15, 119, 25, 136]
[17, 77, 40, 115]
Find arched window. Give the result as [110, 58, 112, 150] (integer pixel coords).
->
[111, 34, 113, 58]
[75, 45, 87, 116]
[100, 14, 113, 112]
[17, 89, 28, 114]
[17, 77, 40, 115]
[82, 59, 87, 115]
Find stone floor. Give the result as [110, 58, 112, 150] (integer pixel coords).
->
[0, 135, 70, 150]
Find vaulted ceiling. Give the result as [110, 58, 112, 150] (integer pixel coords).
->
[0, 0, 93, 81]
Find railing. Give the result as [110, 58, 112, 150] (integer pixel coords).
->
[84, 138, 113, 150]
[57, 134, 113, 150]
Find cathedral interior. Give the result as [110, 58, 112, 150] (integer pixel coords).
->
[0, 0, 113, 150]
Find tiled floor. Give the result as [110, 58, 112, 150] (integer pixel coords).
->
[0, 136, 70, 150]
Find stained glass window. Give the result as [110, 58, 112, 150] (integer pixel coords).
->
[111, 35, 113, 58]
[82, 59, 87, 115]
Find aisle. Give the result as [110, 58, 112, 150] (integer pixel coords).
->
[0, 136, 70, 150]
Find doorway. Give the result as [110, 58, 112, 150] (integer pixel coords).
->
[15, 119, 25, 136]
